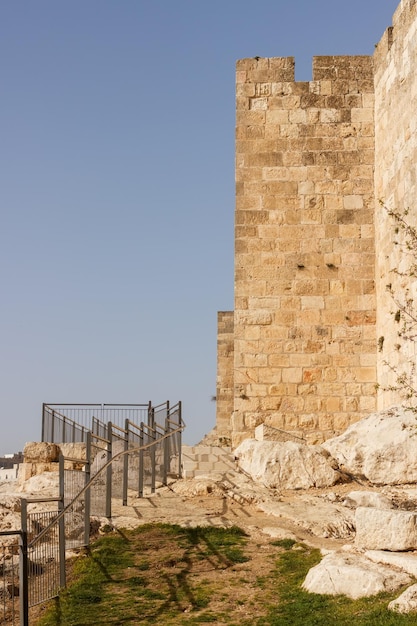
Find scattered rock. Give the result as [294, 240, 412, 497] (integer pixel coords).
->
[342, 491, 393, 509]
[388, 583, 417, 614]
[261, 527, 297, 541]
[303, 551, 412, 599]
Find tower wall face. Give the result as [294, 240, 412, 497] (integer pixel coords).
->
[216, 0, 417, 448]
[232, 56, 377, 446]
[374, 0, 417, 409]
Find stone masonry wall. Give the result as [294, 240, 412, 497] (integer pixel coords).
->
[374, 0, 417, 410]
[216, 311, 234, 440]
[230, 56, 377, 447]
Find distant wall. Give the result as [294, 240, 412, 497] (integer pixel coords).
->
[0, 464, 19, 481]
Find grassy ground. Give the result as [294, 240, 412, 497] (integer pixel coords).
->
[35, 524, 416, 625]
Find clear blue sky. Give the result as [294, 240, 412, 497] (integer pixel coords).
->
[0, 0, 399, 454]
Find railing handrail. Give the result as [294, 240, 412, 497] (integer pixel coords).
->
[44, 403, 150, 408]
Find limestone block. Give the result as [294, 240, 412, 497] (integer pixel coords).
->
[23, 442, 60, 463]
[303, 552, 411, 599]
[355, 507, 417, 551]
[17, 463, 35, 484]
[235, 310, 272, 325]
[234, 439, 341, 489]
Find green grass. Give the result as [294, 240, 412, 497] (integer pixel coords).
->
[258, 542, 415, 626]
[36, 524, 417, 626]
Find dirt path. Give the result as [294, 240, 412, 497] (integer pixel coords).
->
[109, 477, 355, 552]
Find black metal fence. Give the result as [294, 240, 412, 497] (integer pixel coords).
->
[41, 403, 151, 444]
[1, 401, 184, 625]
[0, 531, 22, 626]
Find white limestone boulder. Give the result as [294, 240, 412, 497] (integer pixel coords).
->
[355, 507, 417, 551]
[388, 584, 417, 614]
[322, 407, 417, 485]
[303, 552, 412, 599]
[234, 439, 341, 489]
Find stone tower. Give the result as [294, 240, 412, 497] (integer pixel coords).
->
[216, 0, 417, 448]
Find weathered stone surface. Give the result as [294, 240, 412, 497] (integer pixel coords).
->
[234, 439, 341, 489]
[366, 550, 417, 578]
[23, 442, 60, 463]
[17, 461, 59, 486]
[17, 471, 59, 496]
[355, 507, 417, 551]
[388, 584, 417, 614]
[254, 424, 305, 443]
[259, 496, 355, 539]
[322, 408, 417, 485]
[59, 443, 86, 463]
[302, 552, 412, 599]
[342, 490, 393, 509]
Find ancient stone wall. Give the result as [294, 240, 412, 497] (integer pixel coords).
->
[216, 311, 234, 439]
[230, 55, 377, 447]
[374, 0, 417, 409]
[217, 0, 417, 448]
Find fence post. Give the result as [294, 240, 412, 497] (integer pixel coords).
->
[58, 455, 66, 588]
[84, 432, 91, 546]
[41, 403, 46, 443]
[163, 417, 169, 486]
[138, 423, 144, 498]
[19, 500, 29, 626]
[178, 401, 183, 478]
[150, 424, 156, 494]
[51, 409, 55, 444]
[106, 422, 112, 518]
[122, 419, 129, 506]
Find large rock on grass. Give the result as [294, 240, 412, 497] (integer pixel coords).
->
[234, 439, 341, 489]
[322, 407, 417, 485]
[389, 584, 417, 614]
[303, 552, 412, 599]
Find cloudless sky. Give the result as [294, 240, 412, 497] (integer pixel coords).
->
[0, 0, 399, 454]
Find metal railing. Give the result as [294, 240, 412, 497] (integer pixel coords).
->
[2, 400, 184, 625]
[41, 403, 151, 444]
